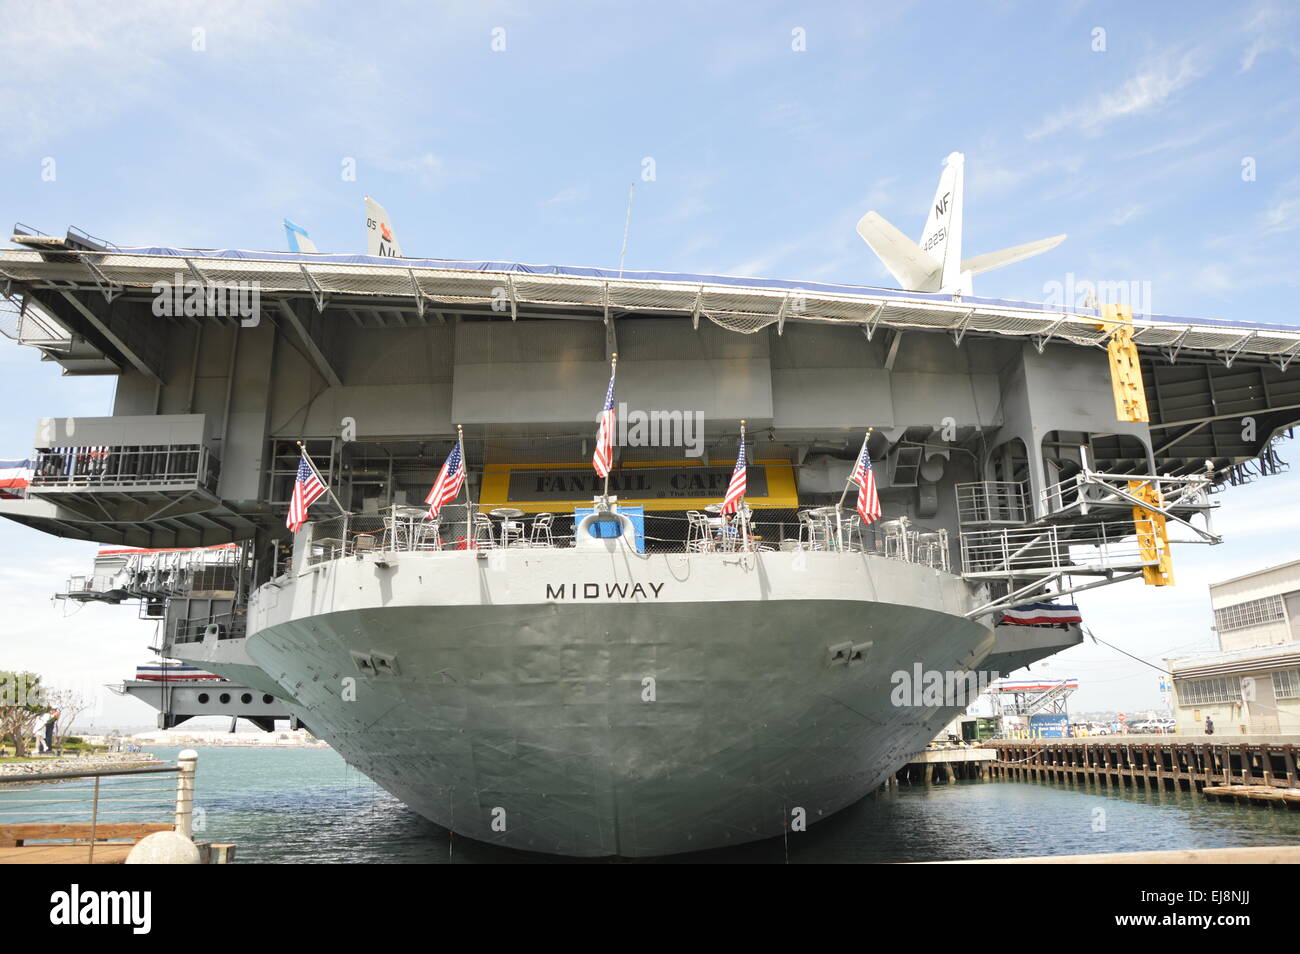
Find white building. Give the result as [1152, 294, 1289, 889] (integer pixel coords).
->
[1208, 559, 1300, 650]
[1167, 559, 1300, 735]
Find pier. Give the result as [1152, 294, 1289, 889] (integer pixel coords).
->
[0, 750, 236, 864]
[985, 734, 1300, 803]
[892, 747, 997, 785]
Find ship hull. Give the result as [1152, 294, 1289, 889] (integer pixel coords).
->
[242, 547, 1001, 856]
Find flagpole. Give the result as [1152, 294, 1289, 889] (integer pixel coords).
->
[837, 428, 872, 551]
[297, 441, 346, 513]
[838, 428, 873, 510]
[454, 425, 470, 549]
[738, 419, 748, 550]
[467, 424, 490, 550]
[602, 352, 618, 502]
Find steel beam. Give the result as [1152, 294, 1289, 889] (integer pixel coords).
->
[55, 290, 161, 383]
[276, 298, 341, 387]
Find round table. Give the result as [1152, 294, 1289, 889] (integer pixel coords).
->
[489, 507, 526, 547]
[801, 506, 844, 550]
[391, 506, 431, 550]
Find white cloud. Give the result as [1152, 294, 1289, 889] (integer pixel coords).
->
[541, 186, 588, 206]
[369, 152, 482, 192]
[0, 1, 311, 157]
[1028, 52, 1202, 140]
[1108, 204, 1147, 227]
[1259, 191, 1300, 234]
[1119, 123, 1228, 159]
[1239, 1, 1300, 71]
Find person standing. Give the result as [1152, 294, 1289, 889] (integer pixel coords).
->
[33, 711, 50, 753]
[1205, 715, 1215, 736]
[45, 708, 59, 752]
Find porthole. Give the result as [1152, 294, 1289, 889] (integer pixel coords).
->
[219, 692, 231, 704]
[197, 693, 209, 704]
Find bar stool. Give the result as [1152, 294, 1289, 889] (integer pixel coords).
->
[471, 512, 497, 549]
[840, 513, 863, 552]
[797, 510, 830, 550]
[414, 520, 442, 551]
[530, 512, 555, 547]
[880, 517, 909, 561]
[686, 511, 713, 552]
[915, 529, 948, 570]
[501, 518, 525, 547]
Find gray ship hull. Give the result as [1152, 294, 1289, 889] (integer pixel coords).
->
[238, 546, 1021, 857]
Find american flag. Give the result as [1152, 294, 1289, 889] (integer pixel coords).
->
[286, 451, 326, 533]
[721, 436, 747, 514]
[425, 438, 465, 518]
[592, 370, 616, 478]
[850, 439, 882, 525]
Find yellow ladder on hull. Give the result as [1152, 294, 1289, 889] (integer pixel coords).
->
[1098, 304, 1170, 584]
[1100, 303, 1149, 423]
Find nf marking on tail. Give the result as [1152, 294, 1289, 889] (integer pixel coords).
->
[857, 151, 1065, 295]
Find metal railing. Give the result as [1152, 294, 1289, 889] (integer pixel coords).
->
[0, 294, 73, 353]
[172, 611, 247, 644]
[960, 519, 1160, 578]
[0, 751, 198, 863]
[67, 544, 243, 601]
[955, 481, 1029, 525]
[1039, 470, 1215, 520]
[300, 505, 953, 573]
[29, 443, 220, 494]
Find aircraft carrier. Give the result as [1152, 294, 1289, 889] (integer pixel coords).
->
[2, 184, 1298, 855]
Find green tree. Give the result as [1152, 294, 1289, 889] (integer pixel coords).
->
[0, 671, 48, 758]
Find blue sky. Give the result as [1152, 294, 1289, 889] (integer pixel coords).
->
[1, 0, 1299, 726]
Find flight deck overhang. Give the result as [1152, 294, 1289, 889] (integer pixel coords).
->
[2, 246, 1299, 369]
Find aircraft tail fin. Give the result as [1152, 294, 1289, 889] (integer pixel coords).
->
[364, 196, 403, 257]
[855, 211, 941, 291]
[284, 219, 318, 254]
[919, 152, 964, 292]
[856, 151, 1064, 294]
[960, 234, 1067, 277]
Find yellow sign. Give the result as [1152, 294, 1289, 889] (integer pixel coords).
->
[478, 460, 799, 513]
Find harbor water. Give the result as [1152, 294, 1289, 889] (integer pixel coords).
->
[96, 747, 1300, 862]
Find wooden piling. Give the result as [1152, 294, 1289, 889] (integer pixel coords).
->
[984, 735, 1300, 804]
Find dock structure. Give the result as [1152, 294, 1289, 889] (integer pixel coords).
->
[930, 844, 1300, 863]
[986, 734, 1300, 800]
[892, 747, 997, 786]
[1201, 785, 1300, 809]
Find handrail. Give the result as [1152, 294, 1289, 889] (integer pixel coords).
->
[0, 750, 198, 861]
[0, 764, 180, 784]
[1039, 469, 1214, 514]
[299, 504, 955, 572]
[29, 442, 220, 494]
[959, 519, 1160, 577]
[955, 481, 1029, 525]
